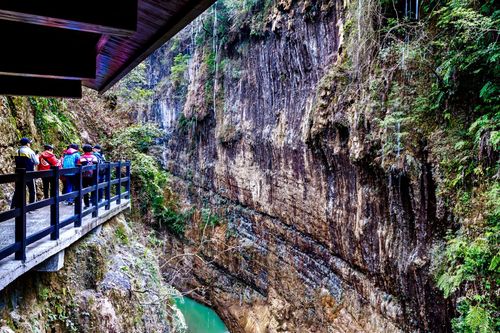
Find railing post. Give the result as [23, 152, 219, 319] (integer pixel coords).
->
[14, 168, 27, 261]
[75, 165, 83, 227]
[92, 164, 99, 218]
[125, 161, 131, 199]
[116, 161, 122, 205]
[50, 166, 60, 240]
[105, 162, 111, 210]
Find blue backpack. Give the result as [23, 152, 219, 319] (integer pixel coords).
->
[63, 153, 79, 175]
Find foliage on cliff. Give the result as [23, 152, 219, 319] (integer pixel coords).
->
[419, 2, 498, 331]
[1, 96, 80, 153]
[113, 63, 154, 105]
[28, 97, 80, 151]
[334, 0, 499, 330]
[108, 125, 191, 236]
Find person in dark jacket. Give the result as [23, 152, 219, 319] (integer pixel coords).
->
[78, 144, 99, 209]
[11, 137, 39, 208]
[38, 144, 60, 199]
[92, 145, 106, 163]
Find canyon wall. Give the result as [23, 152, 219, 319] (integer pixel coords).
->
[144, 0, 455, 332]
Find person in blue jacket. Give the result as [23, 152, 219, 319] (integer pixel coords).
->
[62, 144, 80, 205]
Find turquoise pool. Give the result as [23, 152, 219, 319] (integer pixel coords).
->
[175, 296, 229, 333]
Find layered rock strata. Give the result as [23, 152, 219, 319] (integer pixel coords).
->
[146, 0, 451, 331]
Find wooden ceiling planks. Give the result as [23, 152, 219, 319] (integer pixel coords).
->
[84, 0, 215, 93]
[0, 0, 137, 36]
[84, 0, 173, 91]
[0, 0, 214, 97]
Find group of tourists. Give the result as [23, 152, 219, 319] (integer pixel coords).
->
[11, 137, 106, 210]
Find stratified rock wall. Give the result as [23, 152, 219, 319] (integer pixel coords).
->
[145, 0, 452, 332]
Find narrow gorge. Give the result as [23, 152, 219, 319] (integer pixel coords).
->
[140, 0, 498, 332]
[0, 0, 498, 332]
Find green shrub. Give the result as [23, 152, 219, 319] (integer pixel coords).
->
[114, 62, 153, 104]
[29, 97, 80, 150]
[201, 208, 220, 227]
[115, 226, 130, 245]
[171, 53, 191, 89]
[109, 124, 191, 236]
[177, 113, 196, 133]
[451, 297, 497, 333]
[434, 182, 499, 332]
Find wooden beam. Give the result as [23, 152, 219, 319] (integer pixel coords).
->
[0, 0, 137, 36]
[97, 0, 216, 93]
[0, 76, 82, 98]
[0, 21, 99, 80]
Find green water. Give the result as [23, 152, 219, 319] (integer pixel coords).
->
[175, 297, 229, 333]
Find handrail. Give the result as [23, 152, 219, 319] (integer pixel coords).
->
[0, 160, 131, 262]
[0, 174, 18, 185]
[26, 170, 54, 181]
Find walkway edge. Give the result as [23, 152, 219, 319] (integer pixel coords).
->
[0, 200, 130, 292]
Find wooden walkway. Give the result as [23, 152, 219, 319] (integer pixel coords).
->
[0, 161, 131, 291]
[0, 201, 83, 251]
[0, 199, 130, 291]
[0, 199, 130, 259]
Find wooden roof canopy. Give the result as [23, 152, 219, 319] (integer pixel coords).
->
[0, 0, 215, 98]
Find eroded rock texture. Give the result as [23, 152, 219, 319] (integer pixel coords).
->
[146, 0, 452, 332]
[0, 214, 182, 333]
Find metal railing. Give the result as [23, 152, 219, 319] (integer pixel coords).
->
[0, 161, 131, 262]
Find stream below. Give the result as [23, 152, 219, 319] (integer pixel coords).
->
[176, 296, 229, 333]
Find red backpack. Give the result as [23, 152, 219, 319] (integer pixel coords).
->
[80, 155, 97, 178]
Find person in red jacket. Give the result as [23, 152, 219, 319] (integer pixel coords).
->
[78, 144, 99, 209]
[38, 144, 61, 199]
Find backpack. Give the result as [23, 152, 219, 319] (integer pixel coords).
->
[94, 152, 105, 164]
[80, 156, 96, 178]
[63, 153, 78, 169]
[94, 152, 106, 176]
[39, 156, 50, 168]
[63, 152, 80, 176]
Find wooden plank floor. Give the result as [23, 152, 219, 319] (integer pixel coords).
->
[0, 202, 75, 251]
[0, 199, 130, 291]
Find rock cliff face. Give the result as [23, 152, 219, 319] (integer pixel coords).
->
[145, 0, 454, 332]
[0, 214, 183, 333]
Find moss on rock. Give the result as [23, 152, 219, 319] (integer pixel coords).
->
[0, 214, 185, 333]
